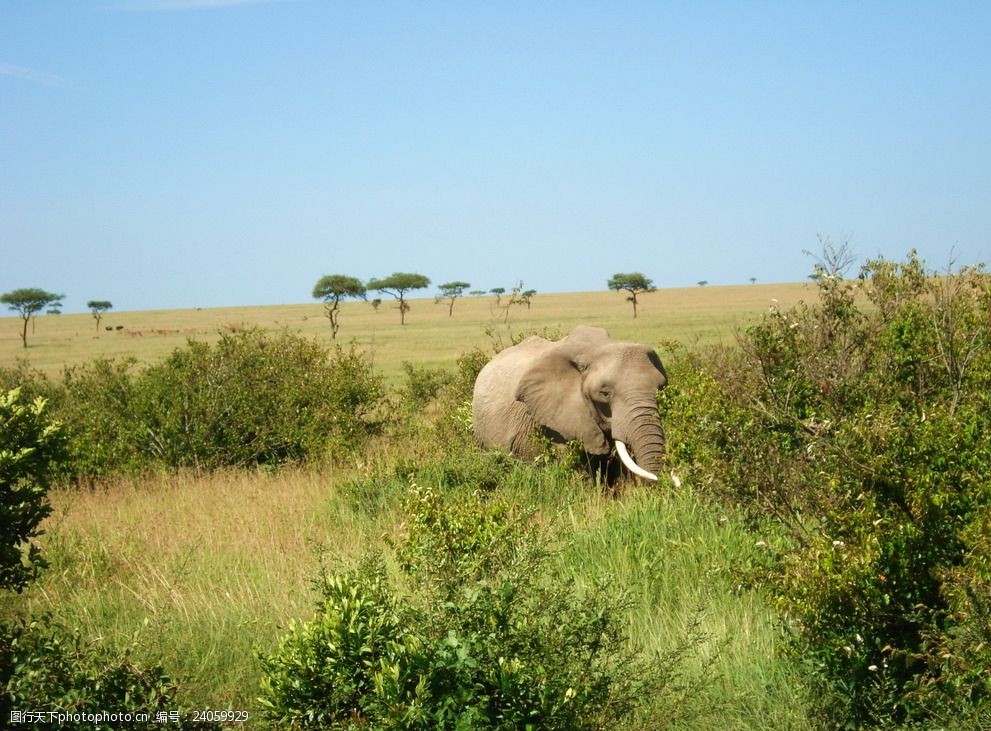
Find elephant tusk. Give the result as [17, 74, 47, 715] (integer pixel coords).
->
[615, 440, 658, 481]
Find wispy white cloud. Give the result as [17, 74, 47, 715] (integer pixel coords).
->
[0, 61, 64, 86]
[114, 0, 291, 11]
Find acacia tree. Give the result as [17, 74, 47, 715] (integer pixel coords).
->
[367, 273, 430, 325]
[312, 275, 367, 339]
[498, 282, 535, 323]
[489, 287, 506, 306]
[607, 273, 655, 319]
[1, 288, 64, 348]
[87, 300, 113, 331]
[438, 281, 470, 317]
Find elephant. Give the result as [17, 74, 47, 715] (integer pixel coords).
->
[472, 326, 667, 481]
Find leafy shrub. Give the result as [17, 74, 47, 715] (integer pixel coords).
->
[389, 348, 492, 459]
[135, 330, 384, 469]
[58, 358, 144, 478]
[398, 362, 454, 413]
[0, 615, 204, 730]
[660, 250, 991, 726]
[38, 330, 386, 478]
[261, 482, 681, 729]
[431, 347, 490, 445]
[0, 362, 57, 405]
[0, 389, 66, 592]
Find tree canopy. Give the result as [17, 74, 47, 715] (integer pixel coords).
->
[607, 273, 655, 319]
[1, 288, 64, 347]
[367, 273, 431, 325]
[518, 289, 537, 310]
[437, 281, 470, 317]
[312, 275, 367, 339]
[86, 300, 113, 331]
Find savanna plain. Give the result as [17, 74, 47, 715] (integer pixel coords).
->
[3, 271, 988, 730]
[0, 284, 811, 382]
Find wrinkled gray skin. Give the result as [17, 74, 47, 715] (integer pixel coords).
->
[472, 326, 667, 480]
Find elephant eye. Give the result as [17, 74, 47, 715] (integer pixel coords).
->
[598, 388, 611, 399]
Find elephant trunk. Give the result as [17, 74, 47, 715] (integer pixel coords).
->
[614, 400, 666, 481]
[616, 441, 657, 481]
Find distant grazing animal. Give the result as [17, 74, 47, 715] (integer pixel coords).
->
[472, 326, 667, 482]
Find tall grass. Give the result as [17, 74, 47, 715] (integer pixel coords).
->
[561, 486, 810, 730]
[23, 467, 403, 709]
[21, 454, 811, 727]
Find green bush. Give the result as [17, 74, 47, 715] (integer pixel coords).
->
[0, 615, 203, 730]
[660, 251, 991, 726]
[261, 482, 682, 729]
[431, 347, 490, 447]
[58, 358, 144, 478]
[0, 362, 57, 406]
[135, 330, 384, 469]
[387, 347, 492, 462]
[0, 389, 66, 592]
[398, 361, 454, 413]
[31, 330, 386, 478]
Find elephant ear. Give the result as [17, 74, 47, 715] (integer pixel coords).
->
[515, 350, 610, 455]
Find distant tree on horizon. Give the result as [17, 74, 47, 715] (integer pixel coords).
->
[607, 273, 655, 319]
[437, 281, 471, 317]
[489, 287, 506, 306]
[370, 298, 382, 312]
[1, 288, 64, 348]
[749, 277, 757, 285]
[367, 273, 431, 325]
[498, 281, 535, 323]
[312, 275, 366, 339]
[697, 280, 708, 287]
[468, 290, 486, 296]
[87, 300, 113, 331]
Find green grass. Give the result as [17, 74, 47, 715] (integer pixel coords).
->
[562, 487, 810, 729]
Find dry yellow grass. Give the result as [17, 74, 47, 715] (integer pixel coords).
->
[24, 465, 401, 707]
[1, 282, 816, 382]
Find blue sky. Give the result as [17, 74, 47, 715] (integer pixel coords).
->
[2, 1, 989, 312]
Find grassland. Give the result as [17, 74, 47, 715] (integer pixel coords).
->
[21, 466, 811, 728]
[1, 282, 815, 382]
[4, 282, 819, 728]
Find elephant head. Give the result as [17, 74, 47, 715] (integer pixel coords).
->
[487, 326, 667, 480]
